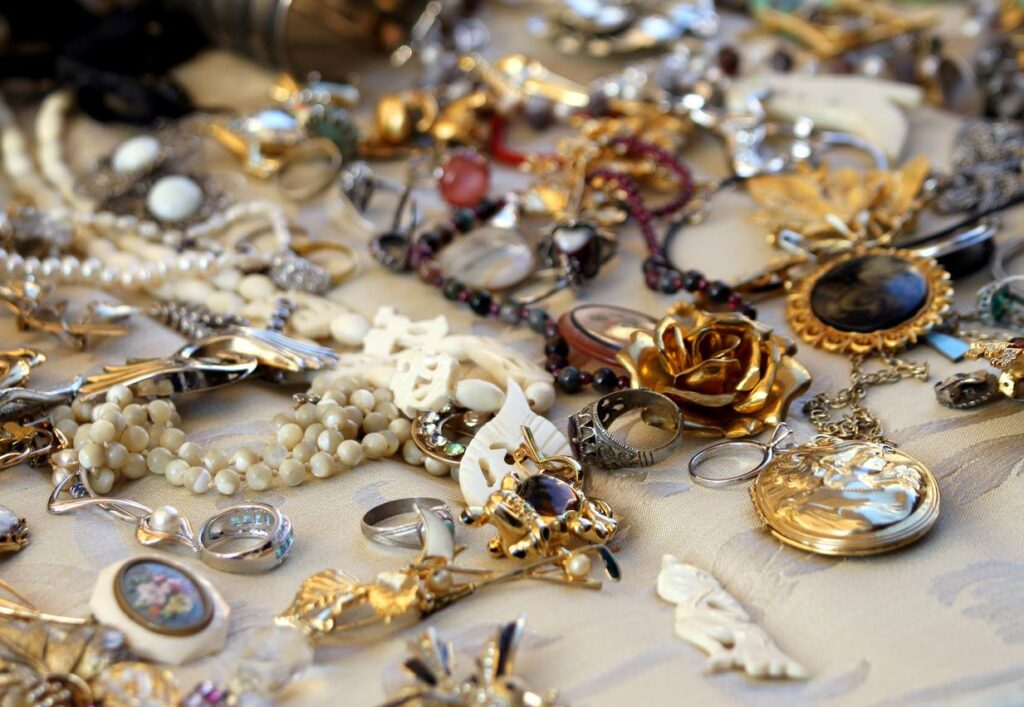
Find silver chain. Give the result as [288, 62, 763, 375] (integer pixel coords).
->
[803, 354, 929, 443]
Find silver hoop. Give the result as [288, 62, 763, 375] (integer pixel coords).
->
[688, 424, 792, 488]
[361, 498, 454, 549]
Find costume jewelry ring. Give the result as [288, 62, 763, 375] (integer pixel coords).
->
[361, 498, 454, 549]
[568, 389, 683, 470]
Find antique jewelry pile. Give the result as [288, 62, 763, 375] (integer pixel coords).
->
[1, 1, 1023, 705]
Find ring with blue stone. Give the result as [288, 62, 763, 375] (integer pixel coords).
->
[197, 502, 293, 574]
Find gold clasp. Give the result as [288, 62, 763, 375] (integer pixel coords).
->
[513, 425, 583, 485]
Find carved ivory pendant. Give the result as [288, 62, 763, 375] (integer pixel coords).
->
[750, 437, 940, 556]
[657, 555, 809, 680]
[459, 380, 571, 507]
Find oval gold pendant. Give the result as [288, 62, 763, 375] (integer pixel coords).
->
[787, 248, 953, 354]
[750, 437, 939, 556]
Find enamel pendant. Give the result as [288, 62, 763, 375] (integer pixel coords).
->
[90, 557, 230, 665]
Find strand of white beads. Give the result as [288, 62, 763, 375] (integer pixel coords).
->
[50, 371, 411, 495]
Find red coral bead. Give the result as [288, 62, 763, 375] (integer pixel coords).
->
[438, 149, 490, 208]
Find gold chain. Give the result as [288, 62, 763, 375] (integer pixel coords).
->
[803, 354, 929, 443]
[943, 310, 1022, 345]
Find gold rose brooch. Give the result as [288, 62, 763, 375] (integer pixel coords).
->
[615, 303, 811, 438]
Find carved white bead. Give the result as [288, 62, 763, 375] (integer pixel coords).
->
[146, 175, 204, 223]
[245, 463, 273, 491]
[363, 307, 449, 357]
[290, 308, 333, 339]
[278, 459, 307, 487]
[525, 381, 556, 413]
[173, 278, 215, 304]
[455, 379, 505, 412]
[237, 274, 277, 301]
[215, 468, 240, 495]
[391, 349, 459, 417]
[329, 312, 370, 347]
[202, 292, 243, 318]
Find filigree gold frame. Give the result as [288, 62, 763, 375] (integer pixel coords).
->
[786, 248, 952, 354]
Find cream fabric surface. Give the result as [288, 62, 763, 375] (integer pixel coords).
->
[2, 4, 1024, 706]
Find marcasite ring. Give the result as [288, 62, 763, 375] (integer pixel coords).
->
[568, 389, 683, 470]
[361, 498, 454, 549]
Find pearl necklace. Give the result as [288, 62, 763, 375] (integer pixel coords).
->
[0, 90, 364, 340]
[49, 369, 418, 496]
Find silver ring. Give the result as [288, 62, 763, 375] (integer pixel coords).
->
[689, 440, 773, 487]
[361, 498, 454, 549]
[568, 389, 682, 470]
[197, 503, 293, 574]
[688, 424, 792, 487]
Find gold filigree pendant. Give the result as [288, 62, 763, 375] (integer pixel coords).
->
[786, 247, 952, 355]
[750, 436, 940, 556]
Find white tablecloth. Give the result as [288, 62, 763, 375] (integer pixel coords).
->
[3, 3, 1024, 705]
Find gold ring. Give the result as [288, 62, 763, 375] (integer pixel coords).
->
[275, 138, 344, 201]
[291, 236, 361, 286]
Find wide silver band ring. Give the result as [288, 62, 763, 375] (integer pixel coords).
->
[361, 498, 453, 549]
[568, 389, 682, 470]
[197, 502, 293, 574]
